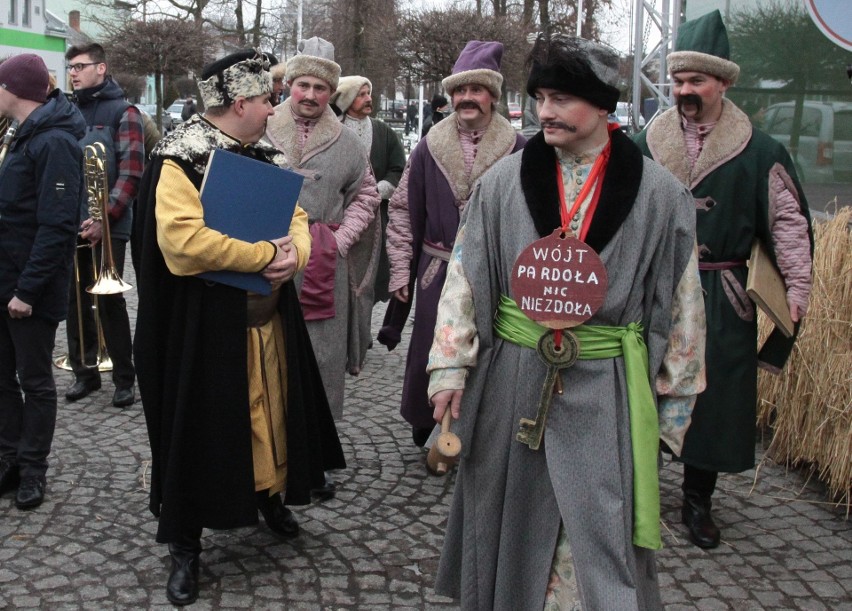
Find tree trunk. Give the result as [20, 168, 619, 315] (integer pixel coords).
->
[235, 0, 246, 47]
[540, 0, 551, 35]
[251, 0, 263, 48]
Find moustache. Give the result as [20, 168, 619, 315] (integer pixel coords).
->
[455, 101, 484, 113]
[300, 99, 319, 107]
[677, 94, 703, 114]
[541, 121, 578, 133]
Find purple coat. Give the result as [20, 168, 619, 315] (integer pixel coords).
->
[382, 113, 525, 429]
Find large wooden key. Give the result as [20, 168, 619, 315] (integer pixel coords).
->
[516, 331, 580, 450]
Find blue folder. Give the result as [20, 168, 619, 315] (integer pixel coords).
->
[197, 149, 304, 295]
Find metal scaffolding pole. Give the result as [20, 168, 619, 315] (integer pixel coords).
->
[631, 0, 682, 126]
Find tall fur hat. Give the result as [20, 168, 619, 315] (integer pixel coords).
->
[667, 10, 740, 84]
[526, 36, 621, 113]
[441, 40, 504, 99]
[330, 75, 372, 114]
[286, 37, 341, 90]
[197, 49, 272, 108]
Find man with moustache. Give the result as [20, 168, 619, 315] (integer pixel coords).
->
[383, 40, 525, 448]
[330, 76, 406, 371]
[133, 49, 344, 604]
[635, 10, 812, 549]
[428, 35, 705, 608]
[264, 38, 379, 500]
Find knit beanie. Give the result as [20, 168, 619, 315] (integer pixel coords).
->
[441, 40, 504, 99]
[286, 37, 341, 90]
[197, 49, 272, 108]
[667, 10, 740, 83]
[330, 75, 372, 114]
[0, 53, 49, 103]
[526, 36, 620, 113]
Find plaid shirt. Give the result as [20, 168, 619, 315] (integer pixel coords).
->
[108, 105, 145, 222]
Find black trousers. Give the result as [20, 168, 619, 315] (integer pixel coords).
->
[0, 311, 59, 478]
[683, 464, 718, 498]
[66, 237, 135, 389]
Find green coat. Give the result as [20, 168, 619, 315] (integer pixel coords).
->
[635, 100, 812, 472]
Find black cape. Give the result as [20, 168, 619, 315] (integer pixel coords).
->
[133, 132, 345, 543]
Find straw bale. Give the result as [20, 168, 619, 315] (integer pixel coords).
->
[757, 206, 852, 511]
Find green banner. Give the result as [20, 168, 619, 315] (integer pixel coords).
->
[0, 28, 65, 52]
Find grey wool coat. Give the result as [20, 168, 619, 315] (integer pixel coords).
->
[434, 131, 695, 610]
[265, 101, 379, 419]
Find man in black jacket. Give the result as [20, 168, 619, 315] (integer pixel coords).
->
[0, 54, 87, 510]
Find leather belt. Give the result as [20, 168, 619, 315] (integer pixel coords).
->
[247, 288, 280, 328]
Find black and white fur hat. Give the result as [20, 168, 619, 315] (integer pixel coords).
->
[197, 49, 272, 108]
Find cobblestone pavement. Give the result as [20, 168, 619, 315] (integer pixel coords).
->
[1, 266, 850, 609]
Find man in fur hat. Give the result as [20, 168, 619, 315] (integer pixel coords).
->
[429, 35, 705, 608]
[330, 75, 406, 368]
[133, 49, 345, 605]
[635, 9, 813, 550]
[382, 40, 525, 449]
[265, 38, 380, 454]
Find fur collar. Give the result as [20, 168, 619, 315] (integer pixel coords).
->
[264, 99, 343, 166]
[154, 114, 287, 176]
[645, 99, 752, 188]
[520, 128, 643, 253]
[425, 112, 519, 201]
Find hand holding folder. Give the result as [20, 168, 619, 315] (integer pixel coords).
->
[197, 149, 304, 295]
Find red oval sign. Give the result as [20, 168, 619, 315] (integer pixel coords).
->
[510, 229, 608, 329]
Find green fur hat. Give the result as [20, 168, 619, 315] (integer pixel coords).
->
[668, 10, 740, 83]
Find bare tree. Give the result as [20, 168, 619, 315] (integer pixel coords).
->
[396, 8, 530, 100]
[104, 19, 211, 131]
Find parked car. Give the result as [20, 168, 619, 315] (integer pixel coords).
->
[167, 101, 186, 126]
[762, 100, 852, 183]
[508, 102, 522, 119]
[615, 101, 645, 134]
[137, 104, 173, 132]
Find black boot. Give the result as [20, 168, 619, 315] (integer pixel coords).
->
[166, 536, 201, 606]
[310, 472, 336, 501]
[257, 491, 299, 538]
[682, 490, 721, 549]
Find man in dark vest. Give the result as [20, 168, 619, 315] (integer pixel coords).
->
[64, 42, 143, 408]
[635, 10, 813, 549]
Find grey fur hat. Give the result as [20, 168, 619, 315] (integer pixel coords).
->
[270, 61, 287, 81]
[286, 37, 341, 90]
[331, 75, 372, 114]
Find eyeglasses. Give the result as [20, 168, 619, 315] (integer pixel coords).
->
[67, 62, 101, 73]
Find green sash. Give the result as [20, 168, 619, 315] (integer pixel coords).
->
[494, 295, 662, 550]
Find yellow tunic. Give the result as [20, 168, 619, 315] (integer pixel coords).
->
[155, 158, 311, 493]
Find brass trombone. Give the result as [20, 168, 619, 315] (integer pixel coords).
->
[0, 118, 18, 168]
[85, 142, 133, 295]
[54, 143, 132, 371]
